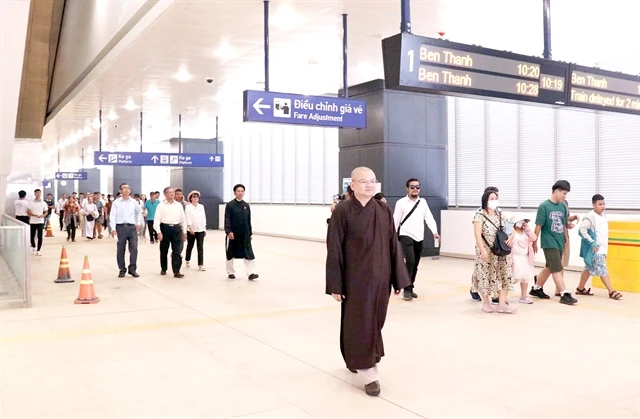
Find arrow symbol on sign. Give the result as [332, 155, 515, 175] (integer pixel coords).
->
[55, 173, 61, 179]
[209, 156, 214, 161]
[98, 155, 107, 162]
[253, 98, 271, 115]
[151, 155, 159, 163]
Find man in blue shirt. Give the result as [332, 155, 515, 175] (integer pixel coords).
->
[145, 191, 160, 244]
[110, 183, 142, 278]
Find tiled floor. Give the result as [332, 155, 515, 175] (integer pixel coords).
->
[1, 230, 638, 419]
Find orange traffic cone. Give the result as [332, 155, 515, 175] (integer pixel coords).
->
[45, 220, 54, 237]
[74, 256, 99, 304]
[54, 246, 74, 283]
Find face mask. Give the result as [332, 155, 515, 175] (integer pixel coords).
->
[109, 197, 114, 201]
[487, 200, 499, 210]
[515, 222, 524, 228]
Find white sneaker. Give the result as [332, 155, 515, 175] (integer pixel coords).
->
[36, 251, 42, 256]
[519, 297, 533, 304]
[198, 266, 206, 271]
[32, 248, 37, 255]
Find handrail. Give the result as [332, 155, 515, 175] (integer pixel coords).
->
[0, 214, 31, 308]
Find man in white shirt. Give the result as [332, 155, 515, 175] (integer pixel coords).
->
[55, 194, 68, 231]
[27, 189, 49, 255]
[14, 190, 29, 224]
[393, 178, 440, 301]
[154, 186, 188, 278]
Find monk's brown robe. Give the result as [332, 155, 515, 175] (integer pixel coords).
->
[326, 197, 411, 370]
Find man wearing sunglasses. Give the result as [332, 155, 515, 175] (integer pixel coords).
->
[393, 178, 440, 301]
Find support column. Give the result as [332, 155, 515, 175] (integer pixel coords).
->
[112, 167, 142, 196]
[77, 168, 100, 194]
[338, 79, 448, 256]
[169, 138, 224, 230]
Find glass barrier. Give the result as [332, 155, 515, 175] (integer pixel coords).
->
[0, 214, 31, 307]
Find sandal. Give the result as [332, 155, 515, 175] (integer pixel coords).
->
[482, 305, 495, 313]
[609, 290, 623, 300]
[576, 287, 594, 296]
[497, 305, 517, 314]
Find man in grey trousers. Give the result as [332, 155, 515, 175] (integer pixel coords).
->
[109, 183, 142, 278]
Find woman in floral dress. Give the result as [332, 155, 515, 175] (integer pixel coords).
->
[472, 189, 515, 314]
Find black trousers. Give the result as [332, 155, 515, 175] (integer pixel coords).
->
[59, 211, 65, 230]
[16, 215, 29, 224]
[30, 223, 44, 251]
[399, 236, 424, 291]
[116, 224, 138, 273]
[159, 224, 183, 273]
[186, 231, 205, 266]
[147, 220, 158, 242]
[67, 218, 76, 241]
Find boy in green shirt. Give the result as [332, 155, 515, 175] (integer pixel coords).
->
[529, 180, 578, 305]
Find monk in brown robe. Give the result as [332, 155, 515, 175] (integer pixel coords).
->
[326, 167, 411, 397]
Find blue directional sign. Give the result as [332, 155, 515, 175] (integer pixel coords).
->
[243, 90, 367, 129]
[55, 172, 88, 180]
[94, 152, 224, 167]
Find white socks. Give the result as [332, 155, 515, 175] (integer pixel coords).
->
[356, 366, 378, 384]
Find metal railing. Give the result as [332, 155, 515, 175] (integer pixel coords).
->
[0, 214, 31, 307]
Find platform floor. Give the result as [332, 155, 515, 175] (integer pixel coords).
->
[1, 231, 638, 419]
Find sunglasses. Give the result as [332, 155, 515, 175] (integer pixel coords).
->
[409, 185, 420, 190]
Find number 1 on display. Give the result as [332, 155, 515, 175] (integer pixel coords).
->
[408, 50, 414, 72]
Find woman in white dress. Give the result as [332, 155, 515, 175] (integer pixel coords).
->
[184, 190, 207, 271]
[83, 196, 98, 240]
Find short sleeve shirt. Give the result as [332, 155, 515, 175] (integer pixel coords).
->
[535, 199, 567, 250]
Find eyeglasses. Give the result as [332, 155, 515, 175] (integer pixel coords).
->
[355, 180, 377, 185]
[409, 185, 420, 190]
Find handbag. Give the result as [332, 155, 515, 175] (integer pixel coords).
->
[397, 199, 421, 238]
[86, 214, 94, 222]
[481, 213, 511, 256]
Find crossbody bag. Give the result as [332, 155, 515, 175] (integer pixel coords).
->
[481, 213, 511, 256]
[397, 199, 421, 238]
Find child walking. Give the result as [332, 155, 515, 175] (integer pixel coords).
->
[577, 194, 622, 300]
[509, 215, 537, 304]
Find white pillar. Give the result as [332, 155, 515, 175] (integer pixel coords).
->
[0, 0, 31, 216]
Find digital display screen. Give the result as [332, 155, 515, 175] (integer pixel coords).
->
[568, 64, 640, 115]
[383, 33, 569, 107]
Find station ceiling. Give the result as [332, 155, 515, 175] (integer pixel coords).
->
[41, 0, 640, 173]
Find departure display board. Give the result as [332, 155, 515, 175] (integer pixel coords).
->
[568, 64, 640, 115]
[382, 32, 569, 107]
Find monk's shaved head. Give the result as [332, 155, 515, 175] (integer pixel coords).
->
[351, 166, 375, 181]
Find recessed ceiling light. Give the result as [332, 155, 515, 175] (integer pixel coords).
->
[272, 4, 304, 30]
[145, 84, 160, 99]
[214, 42, 237, 60]
[108, 110, 119, 121]
[124, 98, 138, 111]
[92, 118, 101, 130]
[174, 67, 192, 82]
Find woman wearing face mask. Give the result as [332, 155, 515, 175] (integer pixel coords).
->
[472, 190, 515, 313]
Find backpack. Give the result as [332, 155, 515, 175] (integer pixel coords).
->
[481, 213, 511, 256]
